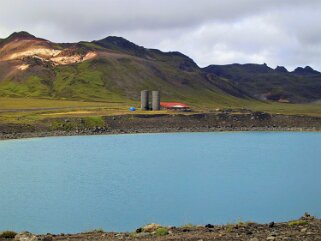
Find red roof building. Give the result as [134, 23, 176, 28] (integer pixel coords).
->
[160, 102, 190, 110]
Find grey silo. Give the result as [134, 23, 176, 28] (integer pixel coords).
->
[141, 90, 149, 110]
[152, 91, 160, 111]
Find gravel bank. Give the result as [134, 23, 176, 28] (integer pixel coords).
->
[0, 112, 321, 140]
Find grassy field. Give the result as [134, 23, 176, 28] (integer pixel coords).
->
[0, 97, 125, 110]
[0, 97, 320, 126]
[198, 100, 321, 117]
[0, 97, 174, 124]
[0, 97, 129, 124]
[247, 102, 321, 117]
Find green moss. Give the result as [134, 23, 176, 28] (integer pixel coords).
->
[288, 220, 308, 226]
[50, 119, 79, 131]
[83, 116, 105, 127]
[84, 228, 104, 233]
[0, 231, 17, 239]
[225, 224, 234, 232]
[181, 224, 195, 229]
[49, 116, 105, 131]
[155, 227, 168, 236]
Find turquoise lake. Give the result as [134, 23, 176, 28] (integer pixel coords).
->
[0, 132, 320, 233]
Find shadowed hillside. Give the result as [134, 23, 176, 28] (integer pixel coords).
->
[204, 63, 321, 103]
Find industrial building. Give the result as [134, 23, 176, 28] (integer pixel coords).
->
[140, 90, 160, 111]
[140, 90, 190, 111]
[160, 102, 190, 111]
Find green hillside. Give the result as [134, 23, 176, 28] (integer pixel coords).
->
[0, 31, 320, 118]
[0, 32, 250, 108]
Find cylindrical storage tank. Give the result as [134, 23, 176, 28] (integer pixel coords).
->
[152, 90, 160, 111]
[141, 90, 149, 110]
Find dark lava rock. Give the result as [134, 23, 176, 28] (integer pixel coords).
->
[253, 111, 271, 120]
[136, 228, 143, 233]
[269, 222, 275, 228]
[42, 235, 53, 241]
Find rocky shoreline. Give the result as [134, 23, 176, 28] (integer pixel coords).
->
[3, 214, 321, 241]
[0, 111, 321, 140]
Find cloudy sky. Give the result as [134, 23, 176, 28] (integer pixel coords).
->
[0, 0, 321, 70]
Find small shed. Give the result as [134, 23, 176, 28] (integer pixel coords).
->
[160, 102, 190, 111]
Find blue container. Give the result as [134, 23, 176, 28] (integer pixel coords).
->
[129, 107, 136, 112]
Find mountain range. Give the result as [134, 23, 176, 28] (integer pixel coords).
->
[0, 31, 321, 105]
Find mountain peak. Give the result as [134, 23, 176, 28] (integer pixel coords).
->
[102, 36, 131, 43]
[94, 36, 147, 57]
[238, 63, 273, 73]
[7, 31, 37, 40]
[293, 66, 320, 75]
[0, 32, 44, 48]
[95, 36, 142, 50]
[275, 66, 288, 73]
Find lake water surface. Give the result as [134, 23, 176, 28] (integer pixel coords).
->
[0, 132, 320, 233]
